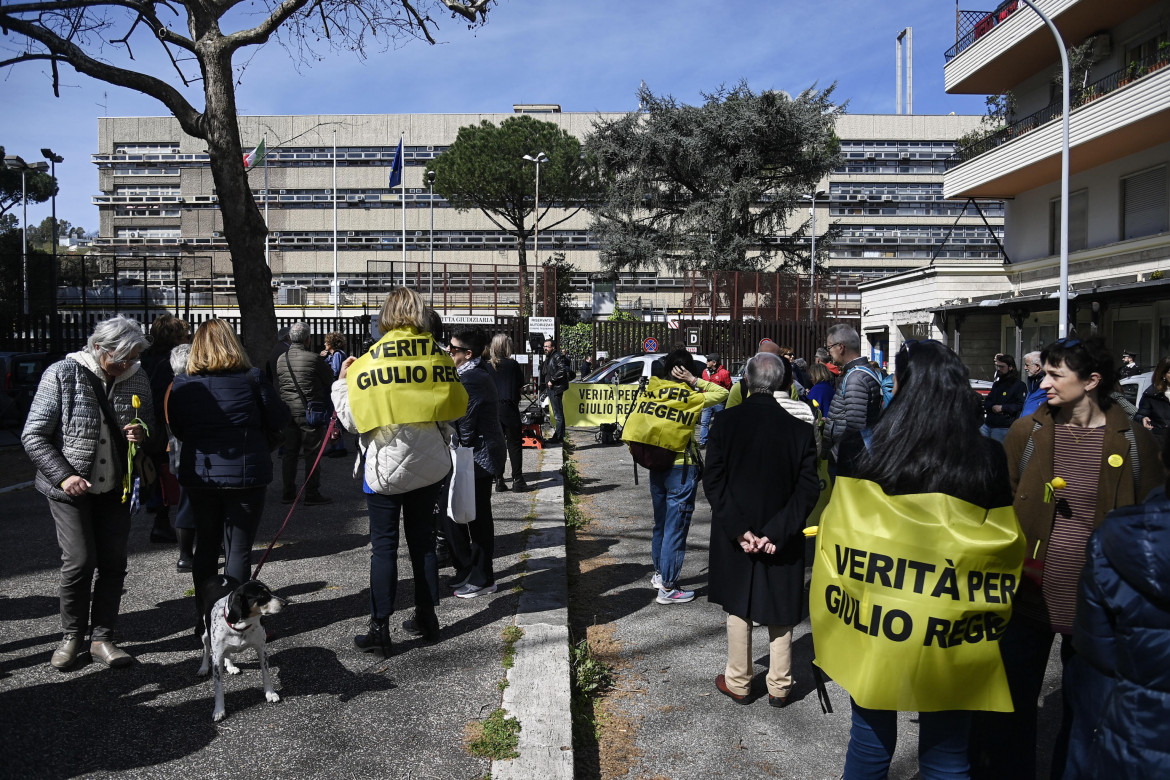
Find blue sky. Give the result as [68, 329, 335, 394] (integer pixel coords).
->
[1, 0, 989, 231]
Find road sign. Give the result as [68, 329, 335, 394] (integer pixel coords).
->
[642, 336, 659, 353]
[667, 319, 679, 329]
[685, 327, 701, 348]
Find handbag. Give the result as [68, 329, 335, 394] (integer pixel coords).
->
[447, 433, 477, 525]
[285, 351, 331, 427]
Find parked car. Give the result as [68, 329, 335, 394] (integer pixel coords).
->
[970, 378, 993, 397]
[1120, 371, 1153, 407]
[0, 351, 52, 427]
[578, 353, 708, 385]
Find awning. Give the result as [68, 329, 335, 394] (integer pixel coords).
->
[930, 275, 1170, 317]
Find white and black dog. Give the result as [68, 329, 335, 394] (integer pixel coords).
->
[197, 576, 288, 722]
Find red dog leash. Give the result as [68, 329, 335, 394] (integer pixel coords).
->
[252, 414, 337, 579]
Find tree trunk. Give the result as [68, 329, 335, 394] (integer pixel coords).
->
[515, 238, 529, 316]
[201, 54, 276, 365]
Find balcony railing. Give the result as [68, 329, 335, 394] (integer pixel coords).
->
[945, 49, 1170, 170]
[945, 1, 1022, 63]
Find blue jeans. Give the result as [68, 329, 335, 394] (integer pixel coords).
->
[649, 464, 699, 589]
[699, 403, 725, 445]
[845, 700, 972, 780]
[980, 424, 1010, 443]
[367, 483, 441, 622]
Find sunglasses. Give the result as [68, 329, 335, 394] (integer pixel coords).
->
[446, 344, 472, 354]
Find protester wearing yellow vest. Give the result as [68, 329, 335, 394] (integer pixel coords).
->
[809, 339, 1021, 779]
[623, 348, 728, 604]
[332, 288, 467, 657]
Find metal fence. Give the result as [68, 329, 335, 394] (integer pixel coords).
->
[677, 270, 862, 321]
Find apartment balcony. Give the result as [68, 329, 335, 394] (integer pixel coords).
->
[944, 53, 1170, 199]
[944, 0, 1159, 94]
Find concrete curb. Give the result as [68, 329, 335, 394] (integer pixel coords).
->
[493, 443, 573, 780]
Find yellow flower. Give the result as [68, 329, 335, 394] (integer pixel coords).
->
[132, 394, 141, 409]
[1108, 454, 1124, 468]
[803, 526, 819, 537]
[1051, 477, 1067, 490]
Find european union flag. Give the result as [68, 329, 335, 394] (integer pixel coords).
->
[387, 138, 404, 188]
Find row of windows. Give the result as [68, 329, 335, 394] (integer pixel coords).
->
[834, 162, 948, 175]
[113, 185, 182, 196]
[1049, 165, 1169, 255]
[113, 207, 182, 217]
[113, 228, 182, 238]
[832, 204, 1005, 217]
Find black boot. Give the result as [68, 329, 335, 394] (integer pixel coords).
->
[495, 478, 508, 493]
[176, 528, 195, 573]
[354, 617, 391, 658]
[150, 511, 177, 543]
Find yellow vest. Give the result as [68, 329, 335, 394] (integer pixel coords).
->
[345, 327, 468, 433]
[621, 377, 710, 452]
[810, 477, 1025, 712]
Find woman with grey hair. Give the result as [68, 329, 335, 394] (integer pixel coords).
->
[22, 314, 157, 671]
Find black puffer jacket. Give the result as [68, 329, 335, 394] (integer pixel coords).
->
[169, 368, 289, 488]
[824, 357, 883, 453]
[1065, 486, 1170, 779]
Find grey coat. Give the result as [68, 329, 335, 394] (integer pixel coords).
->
[22, 355, 158, 503]
[824, 356, 884, 454]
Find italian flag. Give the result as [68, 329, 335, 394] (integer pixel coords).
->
[243, 138, 267, 170]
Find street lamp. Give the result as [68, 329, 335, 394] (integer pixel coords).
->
[427, 169, 436, 304]
[801, 189, 826, 321]
[522, 152, 548, 315]
[41, 148, 64, 316]
[3, 155, 51, 315]
[1018, 0, 1070, 337]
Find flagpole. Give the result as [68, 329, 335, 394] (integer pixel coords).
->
[333, 130, 339, 317]
[400, 131, 406, 288]
[263, 132, 270, 268]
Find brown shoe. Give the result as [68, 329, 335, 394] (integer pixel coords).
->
[715, 674, 749, 704]
[50, 634, 81, 671]
[90, 640, 133, 668]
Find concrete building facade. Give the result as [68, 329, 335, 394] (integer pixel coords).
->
[861, 0, 1170, 377]
[91, 108, 1001, 317]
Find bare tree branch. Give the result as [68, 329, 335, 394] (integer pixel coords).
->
[221, 0, 312, 50]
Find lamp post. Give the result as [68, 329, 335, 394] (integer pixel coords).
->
[801, 189, 826, 321]
[41, 148, 63, 319]
[4, 155, 51, 315]
[1018, 0, 1070, 337]
[522, 152, 548, 315]
[427, 169, 436, 305]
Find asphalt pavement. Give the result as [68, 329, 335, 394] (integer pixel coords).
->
[565, 430, 1065, 780]
[0, 445, 549, 780]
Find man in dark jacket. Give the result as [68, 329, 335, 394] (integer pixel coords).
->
[542, 338, 573, 444]
[703, 352, 820, 707]
[982, 353, 1027, 442]
[823, 324, 883, 461]
[275, 321, 334, 504]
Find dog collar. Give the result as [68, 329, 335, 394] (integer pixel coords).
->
[223, 606, 250, 632]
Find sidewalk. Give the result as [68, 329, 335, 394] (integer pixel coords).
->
[566, 432, 1066, 780]
[0, 445, 565, 779]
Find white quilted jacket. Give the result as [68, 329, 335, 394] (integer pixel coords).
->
[331, 378, 453, 495]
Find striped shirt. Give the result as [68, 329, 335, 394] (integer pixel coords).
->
[1018, 425, 1104, 633]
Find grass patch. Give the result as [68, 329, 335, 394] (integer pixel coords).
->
[468, 708, 522, 760]
[561, 457, 584, 493]
[502, 624, 523, 670]
[570, 637, 614, 743]
[565, 499, 590, 531]
[183, 587, 196, 597]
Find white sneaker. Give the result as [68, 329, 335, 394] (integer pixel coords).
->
[649, 572, 663, 590]
[656, 587, 695, 605]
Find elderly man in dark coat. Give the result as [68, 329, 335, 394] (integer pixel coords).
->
[702, 352, 820, 707]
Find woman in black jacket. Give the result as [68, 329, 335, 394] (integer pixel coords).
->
[983, 353, 1027, 442]
[489, 333, 527, 493]
[444, 326, 506, 598]
[1136, 356, 1170, 446]
[168, 319, 289, 627]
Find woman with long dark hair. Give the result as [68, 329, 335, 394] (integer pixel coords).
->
[970, 337, 1164, 779]
[820, 339, 1017, 779]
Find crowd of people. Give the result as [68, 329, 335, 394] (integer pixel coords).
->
[621, 324, 1168, 779]
[19, 303, 1170, 778]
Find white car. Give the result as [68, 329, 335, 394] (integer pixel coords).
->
[579, 353, 709, 384]
[1120, 371, 1153, 407]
